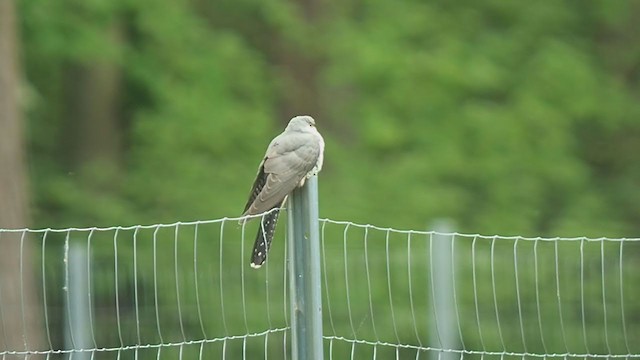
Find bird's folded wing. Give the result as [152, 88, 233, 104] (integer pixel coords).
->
[243, 142, 319, 216]
[242, 161, 267, 215]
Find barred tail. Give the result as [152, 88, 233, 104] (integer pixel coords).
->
[250, 205, 282, 269]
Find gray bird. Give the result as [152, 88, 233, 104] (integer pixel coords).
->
[242, 115, 325, 268]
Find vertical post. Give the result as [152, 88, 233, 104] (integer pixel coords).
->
[65, 242, 91, 360]
[287, 176, 324, 360]
[430, 219, 458, 360]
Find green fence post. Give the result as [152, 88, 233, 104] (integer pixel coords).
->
[287, 175, 324, 360]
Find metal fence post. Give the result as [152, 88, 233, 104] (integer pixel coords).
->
[429, 219, 458, 360]
[65, 241, 91, 360]
[287, 175, 324, 360]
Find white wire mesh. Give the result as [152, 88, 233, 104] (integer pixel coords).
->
[1, 216, 639, 360]
[0, 211, 289, 359]
[320, 219, 640, 360]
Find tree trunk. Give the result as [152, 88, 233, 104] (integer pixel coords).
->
[275, 0, 324, 124]
[0, 0, 46, 358]
[65, 23, 124, 172]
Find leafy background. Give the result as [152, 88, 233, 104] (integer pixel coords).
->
[9, 0, 640, 358]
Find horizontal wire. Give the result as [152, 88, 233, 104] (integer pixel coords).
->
[1, 214, 636, 242]
[0, 208, 283, 233]
[323, 336, 640, 359]
[320, 219, 640, 242]
[0, 328, 289, 356]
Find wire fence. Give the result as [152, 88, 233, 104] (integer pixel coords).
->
[319, 219, 640, 359]
[0, 214, 639, 359]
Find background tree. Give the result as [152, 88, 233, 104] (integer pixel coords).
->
[0, 0, 45, 357]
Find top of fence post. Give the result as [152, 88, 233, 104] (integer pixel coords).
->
[287, 175, 324, 360]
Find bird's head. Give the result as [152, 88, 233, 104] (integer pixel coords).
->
[286, 115, 316, 132]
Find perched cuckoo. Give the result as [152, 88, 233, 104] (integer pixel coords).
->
[241, 115, 325, 268]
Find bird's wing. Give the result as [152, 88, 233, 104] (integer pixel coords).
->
[242, 160, 267, 215]
[242, 132, 320, 217]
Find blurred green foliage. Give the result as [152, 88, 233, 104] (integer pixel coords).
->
[21, 0, 640, 237]
[16, 0, 640, 358]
